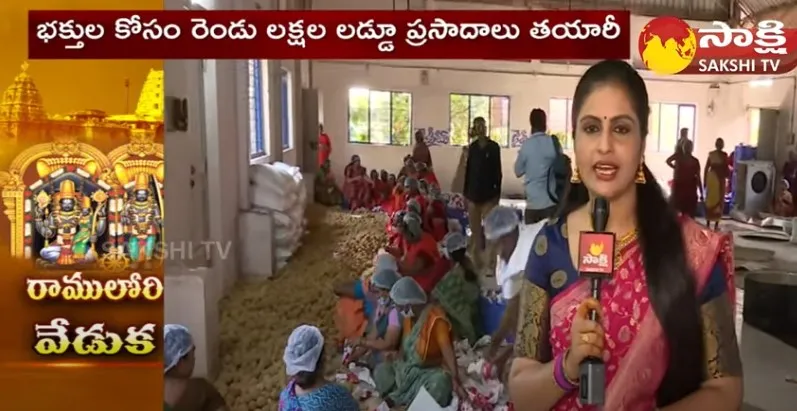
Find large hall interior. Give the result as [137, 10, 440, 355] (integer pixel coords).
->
[163, 0, 797, 410]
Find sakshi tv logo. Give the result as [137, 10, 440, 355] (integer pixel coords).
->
[577, 232, 615, 275]
[638, 16, 796, 75]
[581, 242, 610, 268]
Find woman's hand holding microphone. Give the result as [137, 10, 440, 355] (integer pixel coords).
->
[563, 298, 605, 383]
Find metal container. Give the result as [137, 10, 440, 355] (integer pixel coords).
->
[743, 271, 797, 348]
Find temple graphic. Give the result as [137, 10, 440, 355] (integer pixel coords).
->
[0, 62, 165, 270]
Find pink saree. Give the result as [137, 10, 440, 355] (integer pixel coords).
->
[549, 217, 734, 410]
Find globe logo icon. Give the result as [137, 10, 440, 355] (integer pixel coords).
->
[638, 16, 697, 75]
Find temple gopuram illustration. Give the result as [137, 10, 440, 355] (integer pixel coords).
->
[0, 62, 165, 271]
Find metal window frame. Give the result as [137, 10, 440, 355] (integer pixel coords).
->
[249, 59, 267, 159]
[346, 88, 413, 146]
[650, 102, 698, 152]
[447, 93, 511, 147]
[548, 97, 574, 149]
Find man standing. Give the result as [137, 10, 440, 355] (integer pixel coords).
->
[317, 124, 332, 167]
[464, 117, 502, 270]
[482, 206, 546, 379]
[514, 109, 559, 224]
[411, 129, 433, 168]
[675, 127, 690, 155]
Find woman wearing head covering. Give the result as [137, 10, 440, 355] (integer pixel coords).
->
[510, 61, 740, 410]
[163, 324, 227, 411]
[279, 325, 359, 411]
[373, 277, 466, 408]
[396, 212, 448, 293]
[334, 254, 399, 343]
[416, 162, 439, 188]
[403, 177, 428, 214]
[386, 210, 408, 253]
[425, 185, 448, 241]
[347, 268, 403, 368]
[431, 231, 483, 344]
[343, 155, 371, 210]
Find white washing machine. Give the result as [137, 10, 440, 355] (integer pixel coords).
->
[735, 160, 776, 214]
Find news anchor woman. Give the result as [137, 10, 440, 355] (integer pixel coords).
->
[508, 60, 742, 411]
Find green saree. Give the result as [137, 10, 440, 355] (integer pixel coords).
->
[373, 306, 453, 407]
[432, 264, 482, 344]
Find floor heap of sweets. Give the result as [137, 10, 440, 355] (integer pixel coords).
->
[214, 205, 388, 411]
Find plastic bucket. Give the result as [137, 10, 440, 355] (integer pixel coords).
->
[479, 295, 514, 343]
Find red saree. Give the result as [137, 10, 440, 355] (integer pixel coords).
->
[548, 217, 734, 410]
[343, 163, 370, 209]
[402, 232, 448, 294]
[671, 155, 701, 217]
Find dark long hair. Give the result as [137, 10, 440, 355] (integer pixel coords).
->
[559, 60, 704, 406]
[293, 347, 326, 389]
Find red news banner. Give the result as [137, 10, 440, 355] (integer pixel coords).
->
[28, 10, 630, 60]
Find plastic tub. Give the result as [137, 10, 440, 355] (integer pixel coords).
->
[479, 295, 514, 343]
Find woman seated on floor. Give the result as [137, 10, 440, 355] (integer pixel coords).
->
[280, 325, 359, 411]
[773, 178, 794, 217]
[164, 324, 227, 411]
[391, 212, 449, 294]
[386, 210, 408, 254]
[315, 160, 343, 206]
[432, 232, 483, 345]
[334, 254, 399, 343]
[425, 186, 449, 241]
[416, 162, 439, 188]
[343, 155, 372, 210]
[390, 176, 408, 213]
[404, 177, 427, 213]
[347, 268, 403, 368]
[374, 277, 467, 408]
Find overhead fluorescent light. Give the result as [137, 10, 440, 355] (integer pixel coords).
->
[749, 79, 773, 88]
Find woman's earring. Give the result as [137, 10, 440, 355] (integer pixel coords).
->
[570, 167, 581, 183]
[635, 162, 647, 184]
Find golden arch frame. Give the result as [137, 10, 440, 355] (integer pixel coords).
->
[1, 137, 165, 258]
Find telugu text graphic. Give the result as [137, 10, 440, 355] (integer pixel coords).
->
[36, 14, 622, 50]
[27, 10, 630, 59]
[34, 318, 156, 356]
[27, 272, 163, 302]
[686, 20, 797, 74]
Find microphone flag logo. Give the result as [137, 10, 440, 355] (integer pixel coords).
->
[577, 232, 616, 276]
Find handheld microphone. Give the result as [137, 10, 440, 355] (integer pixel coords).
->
[576, 197, 615, 406]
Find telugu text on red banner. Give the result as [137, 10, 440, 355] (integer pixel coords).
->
[28, 10, 631, 60]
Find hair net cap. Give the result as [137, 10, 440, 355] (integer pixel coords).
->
[402, 212, 423, 236]
[164, 324, 194, 374]
[404, 177, 418, 188]
[406, 198, 422, 215]
[483, 206, 520, 241]
[372, 268, 401, 290]
[443, 232, 468, 255]
[390, 277, 427, 305]
[283, 325, 325, 376]
[375, 253, 398, 271]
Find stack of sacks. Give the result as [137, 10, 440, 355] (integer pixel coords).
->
[249, 162, 308, 269]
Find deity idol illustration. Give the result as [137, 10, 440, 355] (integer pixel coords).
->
[34, 179, 108, 266]
[121, 172, 163, 267]
[0, 63, 165, 270]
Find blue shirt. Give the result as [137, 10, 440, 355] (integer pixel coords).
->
[514, 132, 557, 209]
[353, 280, 374, 318]
[279, 382, 359, 411]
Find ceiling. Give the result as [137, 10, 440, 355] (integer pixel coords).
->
[443, 0, 797, 25]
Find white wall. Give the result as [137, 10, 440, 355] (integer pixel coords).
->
[309, 0, 797, 194]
